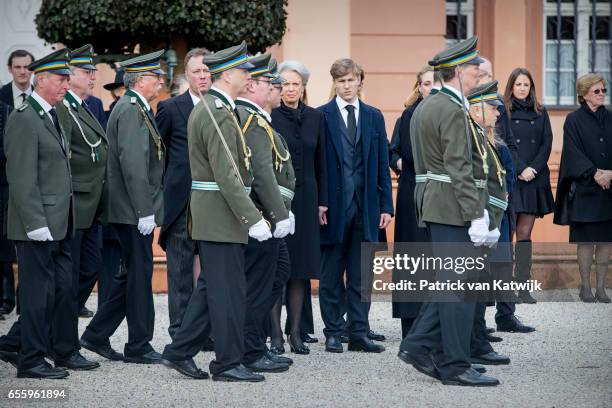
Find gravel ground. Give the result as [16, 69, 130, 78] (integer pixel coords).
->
[0, 293, 610, 407]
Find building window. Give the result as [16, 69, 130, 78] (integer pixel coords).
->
[544, 0, 611, 106]
[445, 0, 474, 47]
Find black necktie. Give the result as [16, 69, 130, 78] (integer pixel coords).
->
[48, 108, 65, 149]
[346, 105, 357, 144]
[233, 107, 241, 125]
[20, 93, 26, 105]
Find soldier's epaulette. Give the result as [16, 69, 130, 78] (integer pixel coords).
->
[243, 106, 257, 115]
[214, 99, 224, 109]
[17, 103, 29, 112]
[130, 97, 137, 104]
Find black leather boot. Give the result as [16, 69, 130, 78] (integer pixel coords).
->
[515, 241, 536, 304]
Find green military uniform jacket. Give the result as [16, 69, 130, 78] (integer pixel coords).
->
[411, 87, 489, 227]
[56, 91, 108, 230]
[4, 95, 75, 241]
[188, 89, 262, 243]
[478, 124, 508, 230]
[236, 98, 296, 227]
[105, 90, 164, 225]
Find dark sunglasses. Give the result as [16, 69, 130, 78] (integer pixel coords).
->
[593, 88, 607, 95]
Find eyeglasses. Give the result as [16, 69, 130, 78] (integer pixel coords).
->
[593, 88, 607, 95]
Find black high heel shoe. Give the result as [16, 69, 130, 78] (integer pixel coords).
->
[288, 335, 310, 355]
[269, 339, 285, 355]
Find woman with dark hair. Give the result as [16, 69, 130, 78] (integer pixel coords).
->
[269, 60, 328, 354]
[503, 68, 554, 304]
[554, 73, 611, 303]
[390, 66, 438, 337]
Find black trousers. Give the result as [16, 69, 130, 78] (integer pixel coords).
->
[264, 240, 292, 338]
[470, 302, 494, 357]
[163, 241, 246, 375]
[320, 203, 368, 339]
[400, 222, 475, 380]
[243, 237, 280, 364]
[81, 224, 154, 357]
[0, 262, 15, 313]
[493, 262, 516, 322]
[0, 240, 73, 369]
[99, 227, 121, 308]
[164, 210, 197, 339]
[72, 225, 103, 311]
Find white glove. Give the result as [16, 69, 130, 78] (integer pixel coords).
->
[483, 228, 501, 248]
[248, 218, 272, 242]
[27, 227, 53, 241]
[137, 215, 156, 235]
[273, 218, 291, 239]
[468, 209, 489, 246]
[288, 211, 295, 235]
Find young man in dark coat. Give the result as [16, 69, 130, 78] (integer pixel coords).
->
[318, 58, 393, 354]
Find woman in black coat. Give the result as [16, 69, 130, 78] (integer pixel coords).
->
[0, 100, 15, 319]
[390, 66, 436, 338]
[503, 68, 554, 304]
[554, 73, 612, 303]
[269, 60, 328, 354]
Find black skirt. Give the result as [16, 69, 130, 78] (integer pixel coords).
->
[513, 182, 555, 217]
[569, 220, 612, 243]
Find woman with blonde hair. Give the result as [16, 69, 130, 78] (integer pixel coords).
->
[554, 73, 612, 303]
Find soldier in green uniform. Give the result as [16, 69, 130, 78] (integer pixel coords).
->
[54, 44, 107, 371]
[468, 81, 507, 237]
[161, 42, 271, 382]
[80, 50, 166, 365]
[0, 49, 75, 379]
[398, 37, 500, 387]
[235, 54, 296, 372]
[465, 81, 511, 367]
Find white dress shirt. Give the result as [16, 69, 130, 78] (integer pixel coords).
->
[443, 84, 470, 109]
[131, 89, 151, 111]
[68, 89, 83, 105]
[335, 95, 360, 127]
[210, 86, 236, 110]
[189, 90, 201, 106]
[12, 81, 31, 107]
[236, 97, 271, 122]
[30, 91, 54, 122]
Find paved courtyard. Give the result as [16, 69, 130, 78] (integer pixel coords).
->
[0, 294, 610, 407]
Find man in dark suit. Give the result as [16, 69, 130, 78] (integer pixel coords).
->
[0, 50, 35, 108]
[318, 58, 393, 354]
[155, 48, 211, 340]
